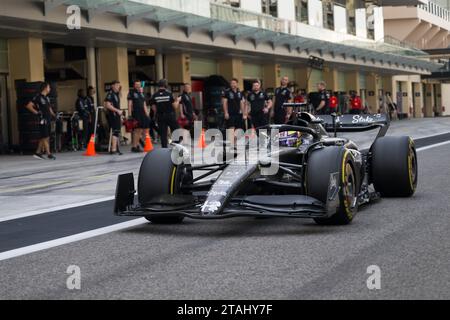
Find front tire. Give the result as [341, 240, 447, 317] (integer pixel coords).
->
[138, 149, 191, 224]
[371, 136, 418, 197]
[306, 147, 359, 225]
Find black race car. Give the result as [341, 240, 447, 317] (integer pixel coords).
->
[114, 111, 418, 225]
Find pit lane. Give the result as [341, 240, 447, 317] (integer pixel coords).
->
[0, 134, 449, 299]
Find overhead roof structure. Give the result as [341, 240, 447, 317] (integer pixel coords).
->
[39, 0, 440, 73]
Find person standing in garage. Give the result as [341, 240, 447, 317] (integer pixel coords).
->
[75, 89, 91, 150]
[104, 80, 123, 155]
[128, 80, 150, 153]
[179, 83, 196, 132]
[86, 86, 96, 139]
[273, 76, 294, 124]
[223, 78, 246, 135]
[25, 82, 56, 160]
[149, 79, 181, 148]
[247, 79, 272, 132]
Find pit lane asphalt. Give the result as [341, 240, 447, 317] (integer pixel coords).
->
[0, 135, 449, 299]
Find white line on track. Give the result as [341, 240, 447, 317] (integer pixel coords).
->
[0, 196, 115, 223]
[0, 218, 147, 261]
[416, 140, 450, 152]
[0, 138, 449, 262]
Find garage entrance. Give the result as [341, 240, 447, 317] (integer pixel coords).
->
[0, 74, 9, 153]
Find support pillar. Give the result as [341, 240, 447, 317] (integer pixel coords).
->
[412, 82, 423, 118]
[323, 67, 338, 92]
[166, 53, 191, 84]
[86, 47, 97, 106]
[97, 47, 129, 109]
[263, 63, 281, 90]
[366, 73, 381, 114]
[424, 83, 434, 117]
[382, 75, 395, 104]
[218, 58, 244, 90]
[155, 53, 164, 81]
[295, 67, 313, 92]
[8, 37, 45, 145]
[345, 71, 360, 95]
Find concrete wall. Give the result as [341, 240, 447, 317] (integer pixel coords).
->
[278, 0, 296, 21]
[334, 5, 348, 34]
[0, 39, 8, 73]
[54, 80, 86, 112]
[355, 8, 368, 38]
[308, 0, 324, 28]
[374, 7, 385, 41]
[240, 0, 262, 13]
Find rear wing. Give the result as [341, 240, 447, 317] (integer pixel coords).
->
[316, 114, 390, 137]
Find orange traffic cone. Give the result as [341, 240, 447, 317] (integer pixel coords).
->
[144, 133, 154, 153]
[84, 134, 97, 156]
[198, 129, 207, 149]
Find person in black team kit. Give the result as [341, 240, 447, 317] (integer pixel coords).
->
[104, 80, 123, 155]
[128, 80, 150, 153]
[223, 78, 247, 134]
[25, 82, 56, 160]
[75, 89, 91, 149]
[86, 86, 96, 137]
[310, 81, 330, 115]
[150, 79, 181, 148]
[247, 80, 272, 131]
[273, 76, 294, 124]
[179, 83, 196, 131]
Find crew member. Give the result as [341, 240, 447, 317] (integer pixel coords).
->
[311, 81, 330, 115]
[25, 82, 56, 160]
[179, 83, 196, 131]
[247, 80, 272, 131]
[349, 94, 363, 115]
[128, 80, 150, 153]
[223, 78, 246, 134]
[75, 89, 91, 149]
[273, 76, 294, 124]
[150, 79, 181, 148]
[104, 80, 123, 155]
[86, 86, 96, 138]
[329, 94, 338, 114]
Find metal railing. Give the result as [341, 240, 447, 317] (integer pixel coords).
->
[382, 35, 419, 51]
[210, 3, 290, 33]
[210, 3, 428, 57]
[419, 1, 450, 22]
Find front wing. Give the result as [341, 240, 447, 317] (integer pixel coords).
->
[114, 173, 341, 220]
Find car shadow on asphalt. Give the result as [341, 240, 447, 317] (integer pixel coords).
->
[122, 218, 348, 238]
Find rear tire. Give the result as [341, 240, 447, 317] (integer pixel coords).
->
[306, 147, 359, 225]
[371, 136, 417, 197]
[138, 149, 191, 224]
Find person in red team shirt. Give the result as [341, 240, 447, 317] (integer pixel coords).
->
[329, 94, 338, 113]
[349, 94, 363, 114]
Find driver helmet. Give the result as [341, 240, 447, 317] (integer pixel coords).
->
[279, 131, 303, 148]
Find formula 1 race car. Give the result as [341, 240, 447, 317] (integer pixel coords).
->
[114, 111, 418, 225]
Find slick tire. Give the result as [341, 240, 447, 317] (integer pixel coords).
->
[306, 146, 359, 226]
[138, 149, 191, 224]
[371, 136, 418, 197]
